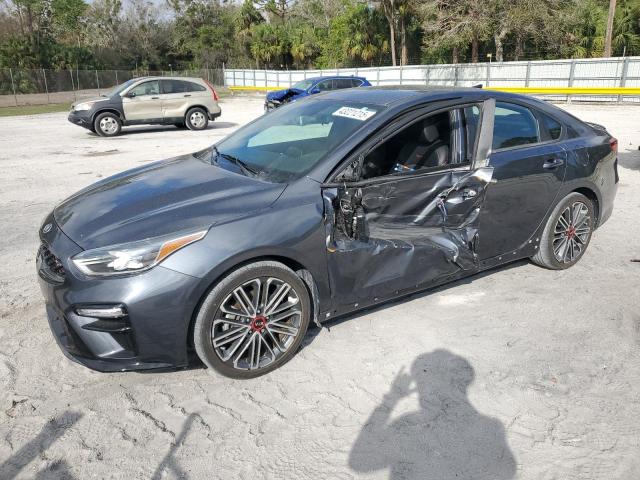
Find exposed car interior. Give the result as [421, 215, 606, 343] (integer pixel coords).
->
[361, 106, 479, 180]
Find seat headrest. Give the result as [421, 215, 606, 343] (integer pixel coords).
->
[421, 124, 439, 143]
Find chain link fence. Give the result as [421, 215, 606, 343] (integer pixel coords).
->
[0, 68, 225, 107]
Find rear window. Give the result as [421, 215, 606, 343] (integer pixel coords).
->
[493, 102, 540, 150]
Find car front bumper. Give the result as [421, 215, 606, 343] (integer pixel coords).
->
[37, 216, 203, 372]
[68, 110, 93, 129]
[264, 100, 281, 111]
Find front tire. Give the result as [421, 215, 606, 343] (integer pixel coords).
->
[193, 261, 311, 379]
[531, 192, 595, 270]
[185, 107, 208, 131]
[94, 112, 121, 137]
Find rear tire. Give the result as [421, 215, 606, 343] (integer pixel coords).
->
[193, 261, 311, 379]
[94, 112, 121, 137]
[531, 192, 595, 270]
[185, 107, 208, 131]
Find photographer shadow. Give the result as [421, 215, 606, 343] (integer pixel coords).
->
[349, 349, 516, 480]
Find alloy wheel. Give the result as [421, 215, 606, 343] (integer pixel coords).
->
[552, 201, 591, 263]
[211, 277, 302, 371]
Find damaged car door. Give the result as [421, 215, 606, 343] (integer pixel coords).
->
[323, 99, 495, 307]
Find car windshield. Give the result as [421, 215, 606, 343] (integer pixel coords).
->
[214, 99, 381, 182]
[291, 80, 315, 91]
[104, 79, 137, 97]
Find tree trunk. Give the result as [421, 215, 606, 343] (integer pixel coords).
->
[514, 34, 524, 61]
[494, 31, 506, 62]
[381, 0, 397, 66]
[452, 46, 459, 64]
[604, 0, 617, 57]
[400, 15, 408, 66]
[471, 36, 479, 63]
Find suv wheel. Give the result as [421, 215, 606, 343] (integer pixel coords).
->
[531, 192, 595, 270]
[94, 112, 121, 137]
[193, 261, 311, 379]
[185, 107, 208, 131]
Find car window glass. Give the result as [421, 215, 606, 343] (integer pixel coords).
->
[316, 80, 334, 91]
[162, 80, 205, 94]
[335, 79, 353, 89]
[216, 100, 379, 182]
[361, 110, 457, 179]
[350, 79, 363, 87]
[129, 80, 159, 97]
[539, 112, 562, 140]
[493, 102, 539, 150]
[464, 106, 480, 161]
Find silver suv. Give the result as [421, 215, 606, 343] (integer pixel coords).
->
[68, 77, 222, 136]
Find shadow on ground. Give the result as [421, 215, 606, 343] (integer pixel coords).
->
[618, 150, 639, 172]
[83, 121, 238, 137]
[349, 349, 516, 480]
[0, 411, 82, 480]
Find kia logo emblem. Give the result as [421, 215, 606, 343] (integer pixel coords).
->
[42, 223, 52, 234]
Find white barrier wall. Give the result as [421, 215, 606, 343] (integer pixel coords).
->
[224, 57, 640, 102]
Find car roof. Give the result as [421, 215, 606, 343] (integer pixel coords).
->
[312, 85, 539, 107]
[303, 75, 369, 82]
[131, 76, 204, 82]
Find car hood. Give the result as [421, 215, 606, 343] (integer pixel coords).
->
[266, 88, 306, 101]
[54, 153, 286, 250]
[71, 96, 110, 109]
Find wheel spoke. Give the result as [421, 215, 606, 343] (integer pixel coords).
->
[267, 323, 299, 337]
[217, 328, 251, 361]
[264, 283, 291, 315]
[557, 212, 571, 230]
[212, 324, 249, 349]
[233, 332, 257, 368]
[554, 237, 568, 257]
[233, 286, 255, 317]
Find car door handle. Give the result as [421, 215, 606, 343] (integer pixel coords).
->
[184, 94, 191, 97]
[543, 158, 565, 169]
[151, 96, 159, 99]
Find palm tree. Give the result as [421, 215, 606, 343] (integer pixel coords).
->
[604, 0, 617, 56]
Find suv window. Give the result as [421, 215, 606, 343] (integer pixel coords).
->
[335, 79, 353, 89]
[493, 102, 539, 150]
[316, 79, 334, 91]
[129, 80, 159, 97]
[539, 112, 562, 140]
[350, 79, 364, 87]
[162, 80, 206, 94]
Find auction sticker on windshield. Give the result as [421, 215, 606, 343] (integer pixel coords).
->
[332, 106, 377, 121]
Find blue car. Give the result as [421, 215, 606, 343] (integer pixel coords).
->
[265, 75, 371, 111]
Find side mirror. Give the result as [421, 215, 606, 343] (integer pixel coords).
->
[310, 87, 320, 94]
[125, 91, 136, 98]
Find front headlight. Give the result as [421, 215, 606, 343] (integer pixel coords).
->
[72, 229, 207, 276]
[74, 102, 92, 111]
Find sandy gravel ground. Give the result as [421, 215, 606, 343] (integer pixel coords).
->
[0, 97, 639, 480]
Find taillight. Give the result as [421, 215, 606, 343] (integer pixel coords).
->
[609, 137, 618, 154]
[204, 80, 219, 101]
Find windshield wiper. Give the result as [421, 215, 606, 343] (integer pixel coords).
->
[211, 146, 259, 177]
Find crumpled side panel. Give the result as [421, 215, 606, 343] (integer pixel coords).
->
[324, 167, 493, 305]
